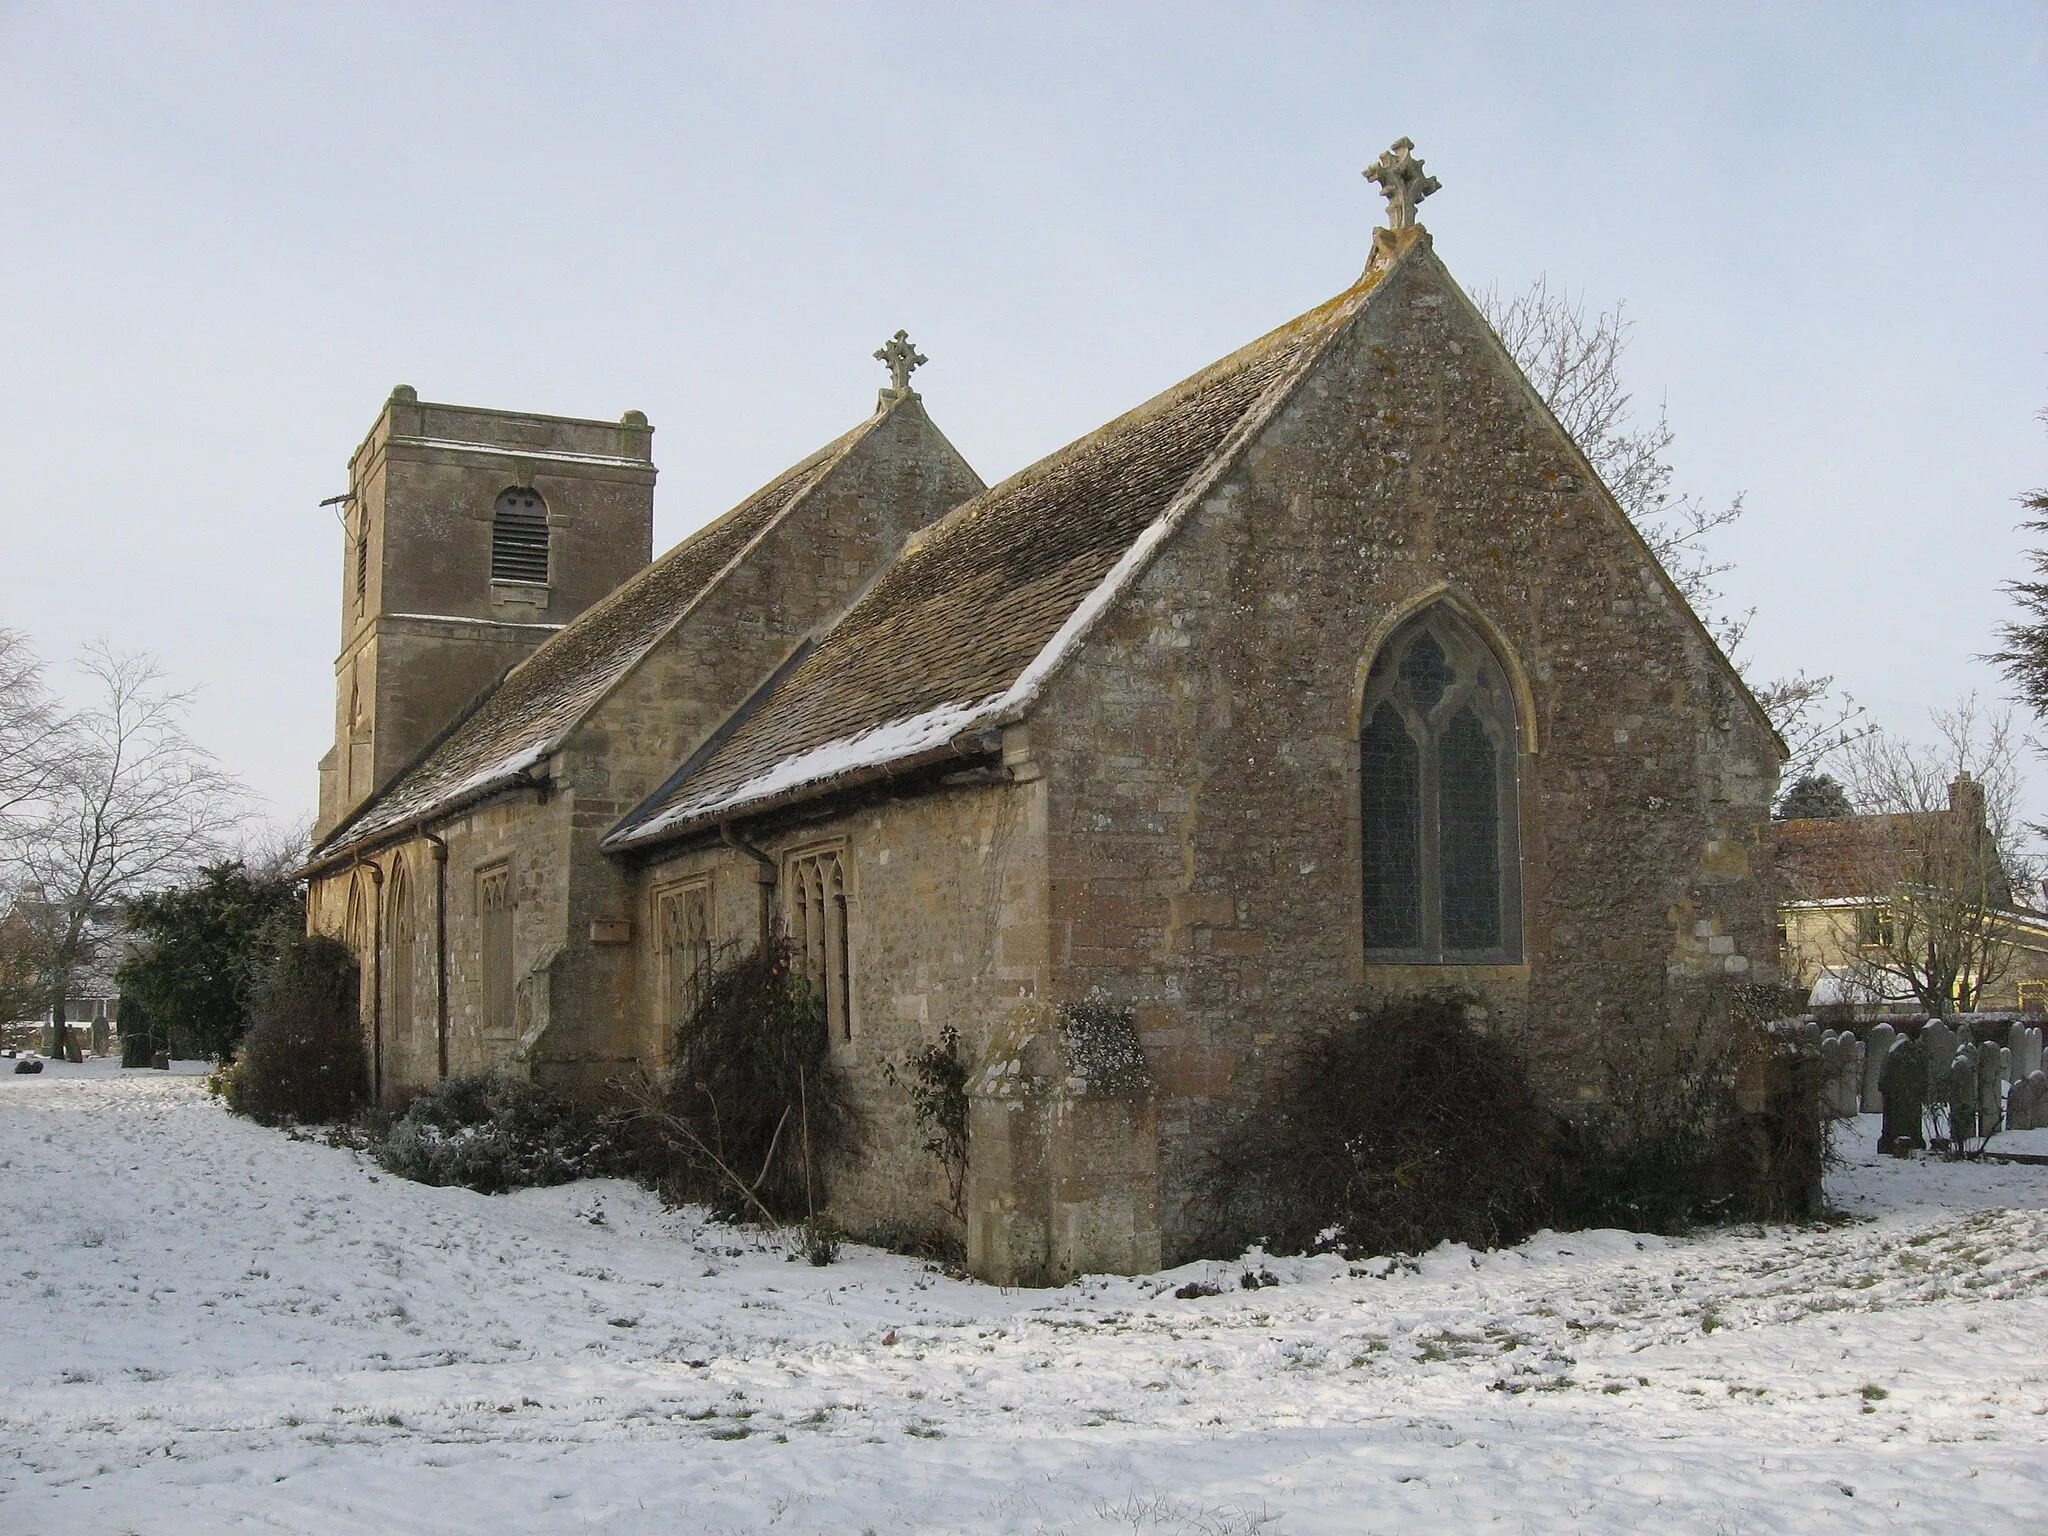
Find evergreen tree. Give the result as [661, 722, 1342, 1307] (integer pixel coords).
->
[117, 861, 304, 1060]
[1774, 772, 1853, 821]
[1994, 415, 2048, 721]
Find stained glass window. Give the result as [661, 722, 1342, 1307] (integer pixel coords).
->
[1439, 705, 1501, 949]
[1361, 703, 1422, 947]
[1358, 610, 1520, 961]
[1399, 633, 1454, 711]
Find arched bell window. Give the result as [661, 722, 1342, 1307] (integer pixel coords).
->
[491, 487, 550, 584]
[1359, 606, 1523, 963]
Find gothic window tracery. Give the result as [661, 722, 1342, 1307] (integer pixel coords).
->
[657, 879, 714, 1036]
[1360, 607, 1522, 963]
[786, 848, 852, 1042]
[478, 863, 515, 1039]
[386, 857, 415, 1038]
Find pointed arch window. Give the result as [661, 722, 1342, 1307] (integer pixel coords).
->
[491, 487, 550, 584]
[386, 857, 415, 1040]
[786, 847, 853, 1043]
[355, 511, 371, 607]
[1359, 606, 1522, 963]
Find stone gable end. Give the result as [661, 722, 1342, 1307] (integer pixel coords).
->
[1022, 238, 1782, 1262]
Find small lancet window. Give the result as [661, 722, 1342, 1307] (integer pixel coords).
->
[1359, 606, 1522, 963]
[355, 512, 371, 607]
[491, 488, 550, 585]
[787, 848, 853, 1043]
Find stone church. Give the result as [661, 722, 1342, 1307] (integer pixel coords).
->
[305, 144, 1784, 1283]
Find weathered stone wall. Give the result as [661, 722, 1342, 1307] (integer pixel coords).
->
[309, 789, 574, 1104]
[531, 396, 988, 1097]
[317, 389, 657, 840]
[310, 393, 987, 1104]
[1027, 236, 1782, 1263]
[353, 393, 657, 634]
[638, 773, 1045, 1240]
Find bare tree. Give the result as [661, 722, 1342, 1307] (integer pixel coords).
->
[1832, 699, 2035, 1012]
[236, 813, 315, 886]
[4, 645, 247, 1057]
[1480, 278, 1867, 781]
[1753, 672, 1874, 787]
[0, 629, 67, 827]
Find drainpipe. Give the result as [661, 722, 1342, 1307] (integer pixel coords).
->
[422, 828, 449, 1081]
[721, 822, 778, 948]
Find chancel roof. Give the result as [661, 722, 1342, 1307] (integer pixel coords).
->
[313, 417, 879, 861]
[604, 275, 1383, 852]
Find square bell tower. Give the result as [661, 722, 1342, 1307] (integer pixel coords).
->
[316, 386, 656, 839]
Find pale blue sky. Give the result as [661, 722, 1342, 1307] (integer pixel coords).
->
[2, 2, 2044, 823]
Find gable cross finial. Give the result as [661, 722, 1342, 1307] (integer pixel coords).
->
[874, 330, 927, 395]
[1364, 137, 1440, 231]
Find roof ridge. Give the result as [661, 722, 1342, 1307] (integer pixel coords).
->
[606, 254, 1412, 847]
[979, 267, 1395, 727]
[498, 410, 878, 696]
[493, 406, 891, 760]
[899, 283, 1369, 565]
[311, 404, 895, 864]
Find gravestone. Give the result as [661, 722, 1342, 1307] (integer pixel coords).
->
[1819, 1033, 1849, 1119]
[1862, 1023, 1895, 1113]
[1950, 1045, 1979, 1142]
[2008, 1071, 2039, 1133]
[2020, 1026, 2045, 1081]
[1828, 1036, 1865, 1119]
[1981, 1046, 2008, 1134]
[1878, 1037, 1927, 1154]
[1920, 1021, 1956, 1100]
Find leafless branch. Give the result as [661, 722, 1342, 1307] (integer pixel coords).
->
[2, 643, 249, 1050]
[1828, 698, 2036, 1010]
[1479, 276, 1861, 778]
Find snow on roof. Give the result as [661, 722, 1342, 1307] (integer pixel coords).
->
[605, 265, 1394, 851]
[313, 415, 883, 862]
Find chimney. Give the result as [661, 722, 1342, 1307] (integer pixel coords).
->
[1948, 770, 1986, 825]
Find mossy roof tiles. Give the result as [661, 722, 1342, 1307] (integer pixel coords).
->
[314, 418, 875, 859]
[607, 279, 1375, 849]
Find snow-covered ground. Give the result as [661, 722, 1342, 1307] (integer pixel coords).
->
[4, 1061, 2046, 1534]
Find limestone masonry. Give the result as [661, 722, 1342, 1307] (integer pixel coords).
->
[304, 152, 1784, 1283]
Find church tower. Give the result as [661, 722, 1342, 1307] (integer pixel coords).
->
[315, 386, 656, 840]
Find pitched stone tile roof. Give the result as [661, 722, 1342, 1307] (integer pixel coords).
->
[606, 278, 1378, 851]
[1773, 811, 1975, 902]
[314, 417, 878, 860]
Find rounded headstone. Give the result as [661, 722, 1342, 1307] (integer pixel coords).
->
[1862, 1023, 1895, 1113]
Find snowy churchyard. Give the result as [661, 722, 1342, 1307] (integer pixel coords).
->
[4, 1060, 2047, 1534]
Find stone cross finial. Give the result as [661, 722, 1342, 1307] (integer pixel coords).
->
[874, 330, 927, 394]
[1364, 137, 1440, 231]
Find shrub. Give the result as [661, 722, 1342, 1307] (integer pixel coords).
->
[1196, 995, 1823, 1262]
[1547, 1026, 1742, 1233]
[371, 1073, 614, 1194]
[1198, 993, 1550, 1261]
[882, 1024, 969, 1222]
[221, 934, 365, 1125]
[617, 940, 856, 1225]
[117, 860, 306, 1062]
